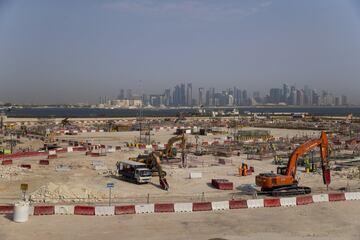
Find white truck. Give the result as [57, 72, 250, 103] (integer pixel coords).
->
[116, 160, 152, 184]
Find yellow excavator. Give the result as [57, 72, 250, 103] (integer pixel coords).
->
[163, 134, 186, 158]
[130, 134, 186, 190]
[132, 151, 169, 190]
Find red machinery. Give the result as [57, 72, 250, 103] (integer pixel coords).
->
[256, 131, 331, 196]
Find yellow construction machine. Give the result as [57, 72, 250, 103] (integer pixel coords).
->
[163, 134, 186, 158]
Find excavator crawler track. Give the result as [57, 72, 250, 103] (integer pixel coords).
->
[259, 186, 311, 197]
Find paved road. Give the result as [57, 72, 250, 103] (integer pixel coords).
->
[0, 201, 359, 240]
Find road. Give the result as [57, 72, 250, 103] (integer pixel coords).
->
[0, 201, 359, 240]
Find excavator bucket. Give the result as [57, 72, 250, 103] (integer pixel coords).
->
[160, 178, 169, 191]
[322, 167, 331, 185]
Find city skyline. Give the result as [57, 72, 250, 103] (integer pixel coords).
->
[1, 1, 360, 104]
[96, 83, 350, 108]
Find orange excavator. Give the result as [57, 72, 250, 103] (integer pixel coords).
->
[256, 131, 331, 196]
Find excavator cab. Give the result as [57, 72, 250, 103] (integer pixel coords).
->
[276, 166, 287, 175]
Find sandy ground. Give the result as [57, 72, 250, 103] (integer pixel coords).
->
[0, 201, 359, 240]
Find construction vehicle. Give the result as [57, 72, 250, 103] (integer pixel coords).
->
[256, 131, 331, 196]
[116, 160, 152, 184]
[129, 135, 186, 190]
[132, 152, 169, 190]
[61, 118, 71, 127]
[162, 134, 186, 158]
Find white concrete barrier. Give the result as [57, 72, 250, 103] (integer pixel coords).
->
[67, 147, 73, 152]
[174, 203, 193, 213]
[312, 194, 329, 203]
[189, 172, 202, 179]
[345, 192, 360, 201]
[280, 197, 297, 207]
[95, 206, 114, 216]
[49, 150, 56, 155]
[135, 204, 154, 214]
[211, 201, 229, 211]
[107, 147, 116, 153]
[28, 206, 34, 216]
[247, 199, 264, 208]
[55, 205, 74, 215]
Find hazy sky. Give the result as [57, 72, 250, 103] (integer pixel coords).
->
[1, 0, 360, 104]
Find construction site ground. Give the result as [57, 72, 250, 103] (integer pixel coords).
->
[1, 127, 359, 204]
[0, 201, 359, 240]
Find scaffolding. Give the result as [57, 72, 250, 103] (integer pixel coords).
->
[138, 117, 151, 144]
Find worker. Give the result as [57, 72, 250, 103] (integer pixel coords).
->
[242, 162, 248, 176]
[304, 156, 310, 173]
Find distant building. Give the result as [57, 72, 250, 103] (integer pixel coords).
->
[269, 88, 282, 104]
[164, 89, 171, 106]
[282, 84, 290, 103]
[110, 99, 142, 108]
[341, 95, 348, 106]
[198, 88, 204, 106]
[186, 83, 192, 106]
[118, 89, 125, 100]
[149, 95, 164, 107]
[296, 89, 304, 106]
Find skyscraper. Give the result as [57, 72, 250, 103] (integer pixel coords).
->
[118, 89, 125, 100]
[198, 88, 204, 106]
[164, 89, 171, 106]
[269, 88, 282, 103]
[290, 86, 296, 105]
[282, 84, 289, 103]
[173, 85, 181, 106]
[241, 90, 248, 105]
[180, 84, 186, 106]
[186, 83, 192, 106]
[341, 95, 348, 106]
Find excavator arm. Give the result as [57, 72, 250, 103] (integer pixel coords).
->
[164, 134, 186, 158]
[149, 152, 169, 190]
[285, 131, 330, 185]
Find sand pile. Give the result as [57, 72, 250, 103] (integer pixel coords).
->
[0, 166, 26, 181]
[30, 182, 107, 203]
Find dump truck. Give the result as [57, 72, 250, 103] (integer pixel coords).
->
[116, 160, 152, 184]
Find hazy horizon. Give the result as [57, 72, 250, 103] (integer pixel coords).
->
[1, 0, 360, 104]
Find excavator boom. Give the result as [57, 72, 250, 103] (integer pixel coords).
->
[163, 134, 186, 158]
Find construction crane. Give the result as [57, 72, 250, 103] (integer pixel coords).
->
[256, 131, 331, 196]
